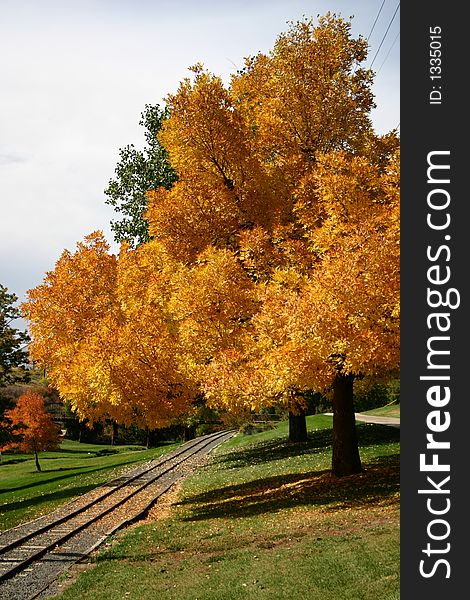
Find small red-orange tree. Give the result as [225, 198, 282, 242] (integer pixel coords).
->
[1, 391, 59, 472]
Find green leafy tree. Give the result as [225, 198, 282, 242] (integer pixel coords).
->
[104, 104, 177, 247]
[0, 284, 30, 388]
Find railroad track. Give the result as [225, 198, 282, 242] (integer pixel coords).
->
[0, 429, 235, 600]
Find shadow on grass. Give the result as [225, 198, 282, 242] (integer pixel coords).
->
[0, 457, 30, 466]
[0, 447, 157, 496]
[0, 449, 114, 465]
[0, 468, 87, 495]
[54, 442, 173, 454]
[176, 425, 399, 521]
[180, 454, 399, 522]
[0, 459, 134, 496]
[0, 481, 104, 513]
[217, 424, 399, 469]
[356, 424, 400, 445]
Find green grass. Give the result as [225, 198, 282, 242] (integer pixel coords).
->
[0, 439, 180, 530]
[52, 415, 400, 600]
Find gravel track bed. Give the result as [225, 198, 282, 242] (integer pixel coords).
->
[0, 436, 206, 548]
[0, 430, 234, 600]
[0, 432, 225, 550]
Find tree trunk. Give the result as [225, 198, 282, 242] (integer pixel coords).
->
[332, 373, 362, 476]
[288, 409, 308, 442]
[145, 427, 150, 449]
[111, 421, 118, 446]
[183, 426, 195, 441]
[34, 449, 41, 472]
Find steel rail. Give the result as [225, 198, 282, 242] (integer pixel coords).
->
[0, 429, 234, 585]
[0, 429, 226, 556]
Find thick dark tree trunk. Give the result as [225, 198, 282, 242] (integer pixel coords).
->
[184, 426, 196, 441]
[332, 373, 362, 476]
[34, 449, 41, 472]
[288, 409, 308, 442]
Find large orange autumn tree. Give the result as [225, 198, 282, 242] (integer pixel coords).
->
[145, 14, 399, 471]
[23, 14, 399, 476]
[203, 151, 399, 474]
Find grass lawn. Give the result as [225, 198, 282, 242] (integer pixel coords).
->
[52, 415, 400, 600]
[361, 403, 400, 419]
[0, 439, 179, 530]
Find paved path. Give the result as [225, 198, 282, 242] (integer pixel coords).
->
[324, 412, 400, 428]
[355, 413, 400, 428]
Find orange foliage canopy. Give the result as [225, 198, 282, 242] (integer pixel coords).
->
[22, 234, 196, 428]
[22, 15, 399, 456]
[206, 150, 400, 408]
[1, 391, 59, 454]
[145, 14, 399, 416]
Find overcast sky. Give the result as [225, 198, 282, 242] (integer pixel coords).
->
[0, 0, 399, 323]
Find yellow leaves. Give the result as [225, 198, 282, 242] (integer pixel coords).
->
[160, 68, 250, 186]
[237, 227, 280, 282]
[233, 147, 400, 396]
[117, 239, 176, 318]
[23, 232, 198, 428]
[146, 176, 240, 262]
[294, 219, 400, 378]
[154, 68, 289, 252]
[169, 247, 257, 367]
[233, 14, 374, 169]
[22, 232, 117, 376]
[22, 15, 400, 429]
[270, 267, 307, 292]
[295, 150, 399, 255]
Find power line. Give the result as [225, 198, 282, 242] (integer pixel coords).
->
[369, 2, 400, 70]
[376, 30, 400, 75]
[352, 0, 389, 74]
[366, 0, 387, 41]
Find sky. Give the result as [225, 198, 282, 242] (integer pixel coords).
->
[0, 0, 400, 327]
